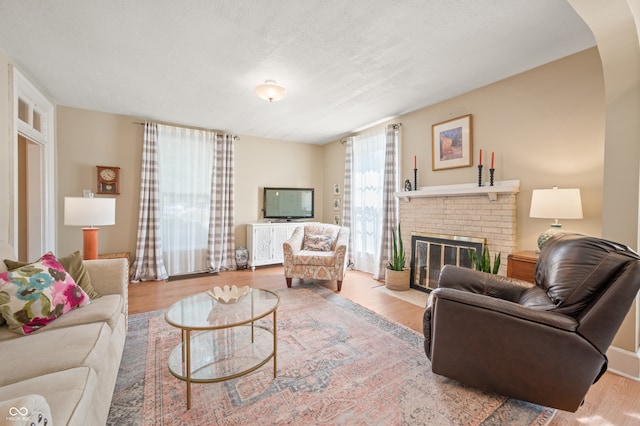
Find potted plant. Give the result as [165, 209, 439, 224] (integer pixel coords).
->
[385, 223, 411, 291]
[469, 247, 501, 274]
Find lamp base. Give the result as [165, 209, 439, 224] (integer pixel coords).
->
[82, 227, 100, 260]
[537, 224, 562, 250]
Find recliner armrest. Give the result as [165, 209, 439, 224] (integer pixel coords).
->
[432, 287, 578, 332]
[438, 264, 535, 302]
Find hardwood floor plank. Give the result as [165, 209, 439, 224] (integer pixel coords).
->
[127, 265, 640, 425]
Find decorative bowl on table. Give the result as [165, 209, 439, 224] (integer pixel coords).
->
[206, 285, 250, 304]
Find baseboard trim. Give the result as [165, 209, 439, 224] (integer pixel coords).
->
[606, 345, 640, 381]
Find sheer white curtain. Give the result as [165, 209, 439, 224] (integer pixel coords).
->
[157, 125, 217, 276]
[344, 125, 400, 279]
[349, 128, 387, 276]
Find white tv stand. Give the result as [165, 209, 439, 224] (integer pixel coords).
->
[246, 222, 317, 270]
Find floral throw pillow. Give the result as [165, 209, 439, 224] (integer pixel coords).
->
[303, 234, 334, 252]
[0, 252, 91, 334]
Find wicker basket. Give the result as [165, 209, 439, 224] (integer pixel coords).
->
[385, 268, 411, 291]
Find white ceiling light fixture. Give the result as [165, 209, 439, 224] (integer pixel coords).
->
[254, 80, 286, 102]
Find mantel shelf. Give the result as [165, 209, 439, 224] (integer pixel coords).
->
[395, 179, 520, 202]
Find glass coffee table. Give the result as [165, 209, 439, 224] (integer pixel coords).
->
[165, 287, 280, 409]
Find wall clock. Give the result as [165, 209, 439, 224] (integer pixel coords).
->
[96, 165, 120, 194]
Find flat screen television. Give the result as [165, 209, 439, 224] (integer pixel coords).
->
[263, 187, 314, 220]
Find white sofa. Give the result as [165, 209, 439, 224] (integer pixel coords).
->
[0, 242, 128, 425]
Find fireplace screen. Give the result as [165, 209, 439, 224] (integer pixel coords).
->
[410, 233, 485, 292]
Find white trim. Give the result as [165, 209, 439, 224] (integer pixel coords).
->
[395, 179, 520, 202]
[606, 345, 640, 381]
[10, 66, 56, 255]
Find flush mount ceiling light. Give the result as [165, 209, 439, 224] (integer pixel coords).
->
[254, 80, 286, 102]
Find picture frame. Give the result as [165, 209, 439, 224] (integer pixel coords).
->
[432, 114, 472, 171]
[333, 183, 341, 195]
[333, 198, 341, 210]
[333, 215, 340, 225]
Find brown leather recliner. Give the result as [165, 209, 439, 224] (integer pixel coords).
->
[423, 233, 640, 412]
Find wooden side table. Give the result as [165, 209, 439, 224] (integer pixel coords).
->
[506, 251, 538, 283]
[98, 252, 130, 265]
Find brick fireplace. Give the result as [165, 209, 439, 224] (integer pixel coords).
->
[395, 180, 520, 289]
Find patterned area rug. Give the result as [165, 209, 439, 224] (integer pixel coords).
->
[107, 285, 555, 425]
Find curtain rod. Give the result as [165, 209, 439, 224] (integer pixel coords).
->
[340, 122, 402, 144]
[133, 121, 239, 141]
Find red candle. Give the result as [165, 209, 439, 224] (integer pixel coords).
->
[414, 155, 416, 169]
[491, 152, 495, 169]
[479, 149, 482, 166]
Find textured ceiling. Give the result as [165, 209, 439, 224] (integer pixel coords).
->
[0, 0, 595, 144]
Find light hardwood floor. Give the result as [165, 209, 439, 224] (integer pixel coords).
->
[128, 266, 640, 426]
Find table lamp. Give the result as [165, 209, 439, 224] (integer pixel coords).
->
[64, 195, 116, 260]
[529, 186, 583, 250]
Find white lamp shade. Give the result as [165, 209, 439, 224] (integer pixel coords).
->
[529, 188, 583, 220]
[254, 80, 286, 102]
[64, 197, 116, 227]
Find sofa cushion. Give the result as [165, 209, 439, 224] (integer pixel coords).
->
[293, 251, 338, 266]
[5, 250, 102, 299]
[0, 253, 91, 334]
[0, 367, 96, 426]
[304, 224, 339, 250]
[0, 322, 111, 387]
[302, 234, 334, 251]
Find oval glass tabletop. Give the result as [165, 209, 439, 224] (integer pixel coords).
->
[165, 287, 280, 330]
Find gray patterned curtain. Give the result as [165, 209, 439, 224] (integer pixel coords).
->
[341, 137, 354, 268]
[207, 134, 236, 272]
[130, 122, 169, 282]
[376, 124, 401, 280]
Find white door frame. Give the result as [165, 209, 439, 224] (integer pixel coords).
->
[9, 66, 55, 256]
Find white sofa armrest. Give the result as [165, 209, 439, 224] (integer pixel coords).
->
[83, 258, 128, 323]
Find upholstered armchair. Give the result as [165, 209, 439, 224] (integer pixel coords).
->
[423, 233, 640, 412]
[283, 224, 349, 291]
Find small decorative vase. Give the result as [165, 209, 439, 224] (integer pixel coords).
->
[235, 247, 249, 270]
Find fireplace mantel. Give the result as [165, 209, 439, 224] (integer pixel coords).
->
[395, 179, 520, 201]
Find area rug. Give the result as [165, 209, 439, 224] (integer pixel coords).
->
[373, 284, 430, 307]
[107, 285, 555, 425]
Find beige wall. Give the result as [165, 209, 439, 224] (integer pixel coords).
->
[234, 136, 324, 247]
[56, 107, 325, 257]
[569, 0, 640, 357]
[321, 139, 346, 224]
[322, 47, 605, 252]
[56, 107, 144, 256]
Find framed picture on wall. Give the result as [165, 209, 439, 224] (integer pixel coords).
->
[432, 114, 472, 171]
[334, 215, 340, 225]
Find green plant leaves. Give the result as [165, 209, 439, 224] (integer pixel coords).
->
[469, 247, 501, 274]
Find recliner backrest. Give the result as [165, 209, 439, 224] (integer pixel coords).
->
[535, 233, 639, 317]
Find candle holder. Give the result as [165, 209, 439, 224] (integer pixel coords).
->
[413, 168, 418, 191]
[489, 168, 495, 186]
[477, 165, 483, 187]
